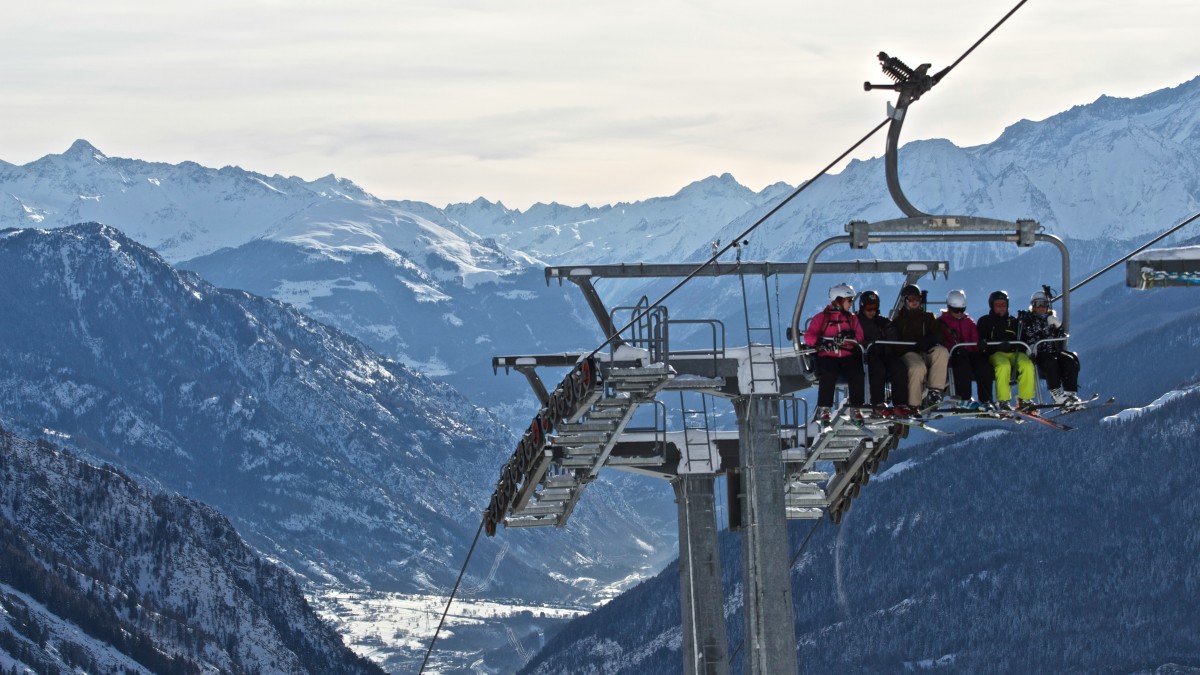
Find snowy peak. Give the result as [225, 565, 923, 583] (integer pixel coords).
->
[62, 138, 107, 163]
[0, 144, 528, 284]
[990, 75, 1200, 154]
[672, 172, 752, 201]
[309, 172, 375, 201]
[445, 171, 777, 263]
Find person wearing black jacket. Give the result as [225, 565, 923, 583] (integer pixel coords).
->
[1019, 289, 1082, 405]
[856, 290, 909, 408]
[891, 284, 949, 407]
[976, 289, 1036, 409]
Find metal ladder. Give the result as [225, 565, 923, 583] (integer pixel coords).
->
[678, 391, 718, 474]
[738, 270, 779, 393]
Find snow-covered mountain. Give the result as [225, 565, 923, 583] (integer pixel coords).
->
[0, 223, 674, 670]
[181, 241, 597, 420]
[709, 75, 1200, 269]
[448, 75, 1200, 274]
[443, 173, 786, 264]
[0, 423, 384, 675]
[0, 139, 533, 277]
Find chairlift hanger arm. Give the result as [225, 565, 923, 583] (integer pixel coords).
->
[547, 260, 947, 350]
[864, 52, 944, 219]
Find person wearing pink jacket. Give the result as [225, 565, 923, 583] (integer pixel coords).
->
[937, 289, 994, 408]
[804, 283, 865, 420]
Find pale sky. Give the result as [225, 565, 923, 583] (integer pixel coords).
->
[3, 0, 1197, 210]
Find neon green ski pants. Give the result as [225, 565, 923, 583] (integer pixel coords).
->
[989, 351, 1036, 402]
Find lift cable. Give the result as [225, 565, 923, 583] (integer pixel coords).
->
[585, 117, 889, 360]
[585, 1, 1031, 361]
[418, 520, 485, 674]
[729, 0, 1032, 663]
[1051, 209, 1200, 301]
[930, 0, 1029, 87]
[427, 1, 1034, 670]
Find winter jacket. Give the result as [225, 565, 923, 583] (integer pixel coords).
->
[938, 310, 980, 353]
[1017, 309, 1066, 353]
[976, 312, 1022, 354]
[804, 305, 864, 359]
[857, 310, 897, 347]
[891, 307, 942, 354]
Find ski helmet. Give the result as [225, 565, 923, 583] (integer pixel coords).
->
[946, 289, 967, 310]
[828, 283, 855, 304]
[988, 290, 1009, 310]
[900, 283, 922, 299]
[859, 290, 880, 310]
[1030, 290, 1050, 307]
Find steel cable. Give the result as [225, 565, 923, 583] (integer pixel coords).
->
[429, 0, 1035, 669]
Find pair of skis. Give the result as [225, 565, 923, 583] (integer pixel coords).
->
[840, 395, 1114, 436]
[856, 400, 955, 436]
[923, 395, 1115, 433]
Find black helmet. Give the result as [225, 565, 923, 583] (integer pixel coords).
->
[988, 290, 1009, 309]
[900, 284, 921, 298]
[859, 290, 880, 310]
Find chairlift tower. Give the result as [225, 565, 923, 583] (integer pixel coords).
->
[482, 52, 1079, 674]
[489, 261, 944, 675]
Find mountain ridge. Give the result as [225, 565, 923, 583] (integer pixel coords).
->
[0, 422, 385, 675]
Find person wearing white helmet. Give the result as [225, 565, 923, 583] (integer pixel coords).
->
[1018, 289, 1082, 405]
[803, 283, 865, 421]
[891, 284, 950, 408]
[937, 289, 994, 409]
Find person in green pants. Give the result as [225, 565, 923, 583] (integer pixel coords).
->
[975, 290, 1035, 410]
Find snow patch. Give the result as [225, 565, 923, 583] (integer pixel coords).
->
[274, 278, 377, 309]
[905, 653, 958, 670]
[496, 289, 537, 300]
[1131, 245, 1200, 261]
[398, 353, 452, 377]
[875, 459, 918, 482]
[1103, 384, 1200, 424]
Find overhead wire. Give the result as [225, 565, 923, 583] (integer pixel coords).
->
[586, 1, 1033, 361]
[426, 0, 1035, 669]
[1051, 209, 1200, 300]
[930, 0, 1030, 85]
[418, 520, 485, 674]
[586, 117, 890, 360]
[730, 0, 1033, 664]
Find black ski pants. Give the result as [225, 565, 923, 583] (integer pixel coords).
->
[865, 348, 908, 405]
[1035, 350, 1080, 392]
[815, 354, 865, 408]
[949, 349, 995, 403]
